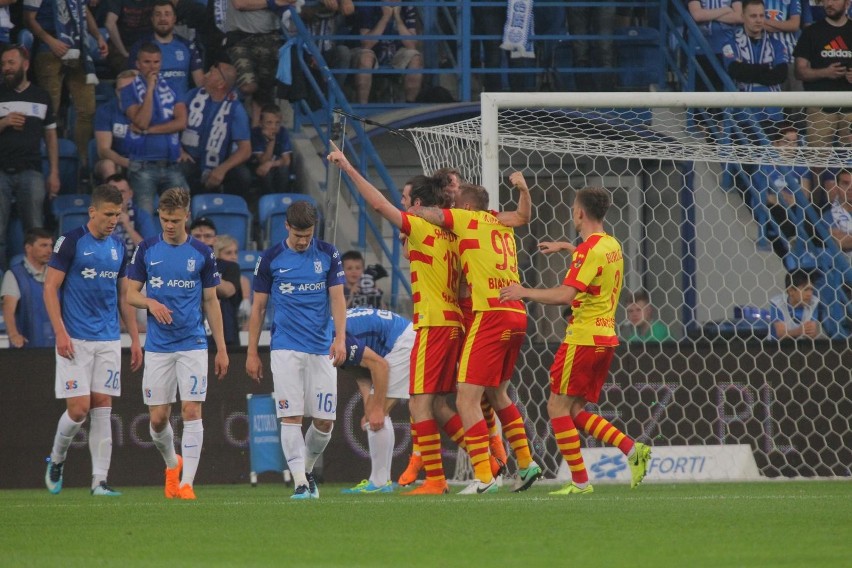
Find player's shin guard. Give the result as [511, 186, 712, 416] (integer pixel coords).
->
[574, 410, 635, 455]
[463, 419, 492, 483]
[281, 423, 307, 487]
[414, 419, 446, 482]
[51, 410, 84, 464]
[150, 422, 179, 469]
[181, 419, 204, 487]
[551, 415, 589, 485]
[367, 417, 394, 487]
[496, 404, 533, 469]
[481, 397, 499, 437]
[88, 407, 112, 489]
[304, 423, 333, 473]
[441, 413, 466, 451]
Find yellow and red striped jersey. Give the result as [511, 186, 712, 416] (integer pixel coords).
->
[400, 212, 463, 329]
[562, 233, 623, 346]
[443, 208, 525, 314]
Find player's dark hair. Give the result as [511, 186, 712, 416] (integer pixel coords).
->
[286, 200, 318, 231]
[105, 172, 129, 186]
[575, 187, 611, 221]
[408, 176, 445, 208]
[342, 250, 365, 264]
[786, 270, 812, 290]
[190, 217, 217, 234]
[91, 184, 124, 208]
[458, 183, 489, 211]
[158, 187, 190, 212]
[433, 166, 465, 186]
[24, 227, 53, 247]
[138, 42, 161, 57]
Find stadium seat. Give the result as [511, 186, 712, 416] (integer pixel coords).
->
[52, 194, 91, 234]
[191, 193, 252, 250]
[42, 138, 80, 194]
[87, 138, 99, 180]
[8, 253, 24, 267]
[258, 193, 318, 248]
[238, 250, 260, 287]
[6, 216, 24, 260]
[615, 27, 662, 89]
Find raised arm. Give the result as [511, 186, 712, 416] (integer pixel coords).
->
[496, 171, 531, 228]
[500, 282, 578, 306]
[327, 144, 404, 228]
[405, 205, 449, 228]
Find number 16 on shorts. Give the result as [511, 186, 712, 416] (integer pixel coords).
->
[316, 392, 336, 414]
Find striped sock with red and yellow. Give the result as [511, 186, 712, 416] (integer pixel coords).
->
[574, 411, 635, 455]
[481, 398, 498, 437]
[551, 415, 588, 484]
[463, 419, 492, 483]
[496, 404, 533, 469]
[410, 417, 420, 456]
[413, 420, 445, 482]
[442, 413, 467, 451]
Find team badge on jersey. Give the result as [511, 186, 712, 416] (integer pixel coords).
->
[314, 260, 322, 273]
[187, 259, 196, 272]
[111, 248, 118, 261]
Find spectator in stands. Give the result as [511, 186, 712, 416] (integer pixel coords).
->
[302, 0, 356, 72]
[342, 250, 386, 308]
[567, 2, 617, 91]
[760, 124, 812, 252]
[94, 69, 138, 173]
[768, 270, 826, 339]
[801, 0, 852, 28]
[128, 0, 204, 100]
[0, 1, 12, 45]
[471, 2, 504, 93]
[225, 0, 294, 120]
[762, 0, 801, 90]
[105, 0, 155, 74]
[624, 290, 671, 342]
[179, 60, 252, 195]
[189, 217, 242, 345]
[250, 104, 292, 195]
[1, 228, 54, 348]
[825, 169, 852, 259]
[121, 42, 189, 214]
[793, 0, 852, 148]
[687, 0, 743, 91]
[24, 0, 108, 171]
[105, 172, 158, 261]
[354, 1, 422, 103]
[0, 44, 60, 270]
[215, 234, 252, 329]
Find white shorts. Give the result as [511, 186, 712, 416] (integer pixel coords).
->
[142, 350, 209, 405]
[385, 324, 414, 400]
[270, 349, 337, 420]
[55, 339, 122, 399]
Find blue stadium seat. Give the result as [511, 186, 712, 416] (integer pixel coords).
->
[615, 27, 662, 89]
[88, 138, 99, 178]
[42, 138, 80, 194]
[191, 193, 252, 250]
[6, 216, 24, 260]
[258, 193, 318, 248]
[8, 253, 24, 267]
[52, 194, 91, 234]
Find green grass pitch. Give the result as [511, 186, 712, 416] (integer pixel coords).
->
[1, 481, 850, 567]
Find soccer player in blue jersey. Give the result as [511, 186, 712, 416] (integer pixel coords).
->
[43, 184, 143, 496]
[126, 187, 229, 500]
[340, 307, 414, 494]
[246, 200, 347, 500]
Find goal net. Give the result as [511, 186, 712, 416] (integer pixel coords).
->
[406, 92, 852, 481]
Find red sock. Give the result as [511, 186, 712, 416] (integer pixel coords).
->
[463, 419, 492, 483]
[496, 404, 533, 469]
[551, 415, 588, 484]
[413, 419, 445, 482]
[442, 413, 466, 451]
[574, 410, 634, 455]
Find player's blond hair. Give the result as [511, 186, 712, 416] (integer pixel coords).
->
[158, 187, 190, 213]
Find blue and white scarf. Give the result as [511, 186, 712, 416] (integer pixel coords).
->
[125, 74, 181, 161]
[501, 0, 535, 59]
[53, 0, 97, 85]
[184, 88, 237, 171]
[728, 28, 782, 92]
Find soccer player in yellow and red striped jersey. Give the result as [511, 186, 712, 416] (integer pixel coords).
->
[500, 187, 652, 495]
[328, 147, 465, 495]
[409, 174, 541, 494]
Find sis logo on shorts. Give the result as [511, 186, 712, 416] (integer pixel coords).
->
[145, 389, 152, 398]
[64, 380, 78, 391]
[278, 399, 289, 410]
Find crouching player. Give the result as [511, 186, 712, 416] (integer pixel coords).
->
[340, 307, 415, 493]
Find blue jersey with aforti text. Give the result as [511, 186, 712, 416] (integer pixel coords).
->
[48, 225, 127, 341]
[127, 234, 219, 352]
[343, 308, 411, 366]
[253, 238, 344, 354]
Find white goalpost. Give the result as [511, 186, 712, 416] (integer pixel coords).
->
[406, 91, 852, 481]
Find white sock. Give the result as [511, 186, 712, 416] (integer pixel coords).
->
[88, 407, 112, 489]
[181, 419, 204, 487]
[51, 411, 84, 464]
[304, 423, 333, 473]
[368, 416, 394, 487]
[150, 422, 179, 469]
[281, 423, 307, 487]
[626, 445, 636, 459]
